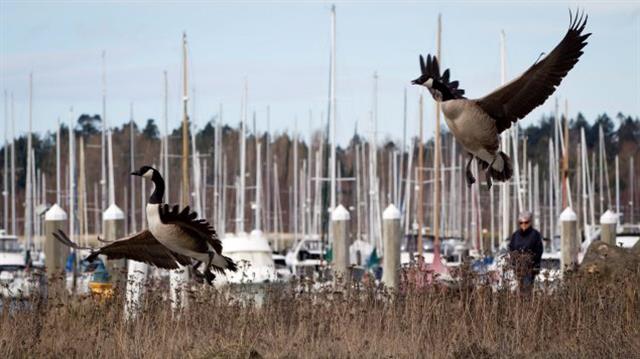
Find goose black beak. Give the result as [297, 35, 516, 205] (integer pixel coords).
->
[130, 170, 141, 176]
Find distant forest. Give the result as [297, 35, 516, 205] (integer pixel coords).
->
[0, 111, 638, 237]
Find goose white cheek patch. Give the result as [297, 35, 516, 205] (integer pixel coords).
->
[143, 169, 153, 178]
[425, 78, 434, 88]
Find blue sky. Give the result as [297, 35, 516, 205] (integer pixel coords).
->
[1, 1, 639, 145]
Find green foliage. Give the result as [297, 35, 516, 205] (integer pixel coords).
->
[77, 114, 101, 137]
[142, 119, 159, 139]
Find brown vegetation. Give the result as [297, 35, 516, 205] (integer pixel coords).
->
[1, 268, 639, 358]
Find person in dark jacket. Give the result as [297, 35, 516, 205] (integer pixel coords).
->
[508, 211, 543, 291]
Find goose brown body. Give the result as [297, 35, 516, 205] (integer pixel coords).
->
[442, 100, 504, 171]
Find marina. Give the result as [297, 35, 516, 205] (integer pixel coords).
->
[0, 2, 639, 357]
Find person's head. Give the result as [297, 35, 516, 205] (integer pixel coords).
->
[518, 211, 533, 232]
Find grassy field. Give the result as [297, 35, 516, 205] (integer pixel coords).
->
[1, 268, 638, 358]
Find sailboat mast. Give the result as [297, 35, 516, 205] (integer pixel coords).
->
[69, 106, 75, 242]
[78, 137, 86, 243]
[355, 144, 361, 241]
[238, 80, 247, 233]
[392, 151, 398, 206]
[30, 150, 36, 240]
[580, 131, 587, 231]
[130, 106, 137, 232]
[255, 141, 262, 231]
[124, 186, 128, 233]
[490, 160, 495, 250]
[562, 99, 569, 209]
[181, 32, 190, 209]
[630, 158, 635, 224]
[101, 51, 107, 229]
[215, 104, 223, 229]
[534, 164, 540, 233]
[400, 88, 407, 207]
[602, 131, 612, 210]
[615, 156, 620, 216]
[272, 161, 280, 249]
[500, 30, 510, 242]
[433, 13, 442, 248]
[293, 120, 299, 241]
[329, 4, 337, 211]
[417, 95, 424, 257]
[55, 118, 61, 205]
[10, 94, 15, 235]
[403, 141, 414, 235]
[511, 124, 523, 213]
[598, 124, 604, 214]
[220, 156, 227, 234]
[3, 92, 7, 230]
[265, 107, 272, 233]
[163, 70, 170, 204]
[369, 72, 380, 249]
[190, 95, 202, 217]
[107, 130, 116, 206]
[141, 171, 146, 228]
[25, 73, 33, 247]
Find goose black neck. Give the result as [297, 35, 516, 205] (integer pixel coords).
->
[149, 171, 165, 204]
[433, 81, 456, 101]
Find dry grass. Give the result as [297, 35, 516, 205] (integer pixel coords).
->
[1, 267, 639, 359]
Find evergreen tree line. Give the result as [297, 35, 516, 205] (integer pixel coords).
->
[0, 111, 638, 236]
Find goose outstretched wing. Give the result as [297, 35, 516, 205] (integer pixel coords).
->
[158, 204, 223, 254]
[475, 10, 590, 133]
[52, 229, 192, 270]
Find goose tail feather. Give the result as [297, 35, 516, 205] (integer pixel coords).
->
[225, 256, 238, 272]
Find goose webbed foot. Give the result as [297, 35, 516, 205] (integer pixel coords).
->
[465, 154, 476, 187]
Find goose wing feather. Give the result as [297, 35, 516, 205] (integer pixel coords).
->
[475, 10, 590, 133]
[53, 229, 191, 269]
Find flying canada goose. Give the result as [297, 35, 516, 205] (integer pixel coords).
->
[411, 10, 590, 189]
[53, 165, 237, 285]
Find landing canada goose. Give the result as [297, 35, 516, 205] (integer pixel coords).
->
[412, 10, 590, 189]
[53, 165, 237, 285]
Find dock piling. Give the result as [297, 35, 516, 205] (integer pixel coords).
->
[382, 204, 401, 288]
[560, 207, 578, 272]
[331, 204, 351, 280]
[600, 210, 617, 246]
[44, 204, 68, 289]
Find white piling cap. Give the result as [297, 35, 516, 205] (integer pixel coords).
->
[44, 203, 67, 221]
[331, 204, 350, 221]
[382, 204, 401, 220]
[103, 204, 125, 221]
[559, 207, 577, 222]
[250, 229, 264, 238]
[600, 210, 617, 224]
